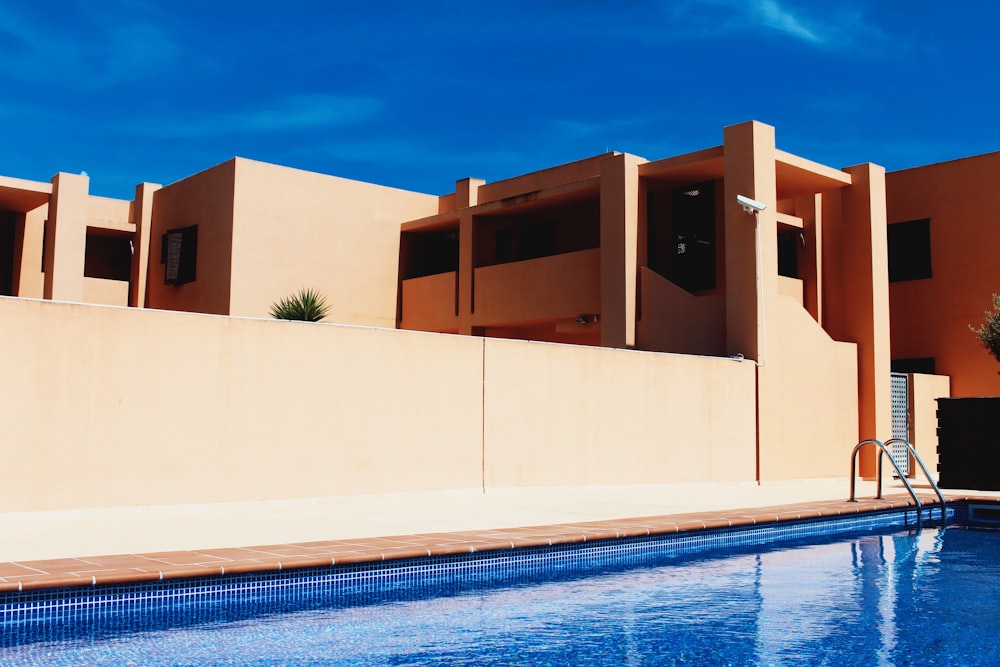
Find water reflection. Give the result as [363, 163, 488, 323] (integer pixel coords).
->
[3, 528, 998, 666]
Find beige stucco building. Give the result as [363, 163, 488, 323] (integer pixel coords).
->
[1, 120, 985, 512]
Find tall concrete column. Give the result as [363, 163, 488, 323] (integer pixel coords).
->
[12, 208, 45, 298]
[794, 193, 824, 325]
[455, 178, 483, 336]
[829, 163, 892, 476]
[44, 172, 89, 302]
[599, 153, 643, 348]
[457, 212, 474, 335]
[129, 182, 161, 308]
[455, 178, 482, 209]
[723, 121, 778, 362]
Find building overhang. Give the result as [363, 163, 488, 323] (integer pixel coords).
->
[402, 177, 600, 232]
[775, 150, 853, 199]
[639, 146, 725, 186]
[0, 176, 51, 212]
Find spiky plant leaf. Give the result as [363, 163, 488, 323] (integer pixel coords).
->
[269, 288, 330, 322]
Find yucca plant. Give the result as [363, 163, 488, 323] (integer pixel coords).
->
[269, 288, 330, 322]
[971, 293, 1000, 364]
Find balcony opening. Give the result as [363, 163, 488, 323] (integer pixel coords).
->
[494, 220, 556, 264]
[84, 229, 132, 282]
[647, 180, 716, 292]
[0, 211, 14, 295]
[476, 198, 599, 268]
[401, 229, 459, 280]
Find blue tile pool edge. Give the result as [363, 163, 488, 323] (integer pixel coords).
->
[0, 503, 963, 642]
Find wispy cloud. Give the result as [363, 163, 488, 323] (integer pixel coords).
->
[669, 0, 885, 50]
[549, 115, 663, 140]
[219, 95, 383, 133]
[544, 115, 680, 158]
[286, 137, 540, 191]
[307, 138, 526, 172]
[130, 95, 384, 138]
[0, 4, 181, 88]
[753, 0, 820, 43]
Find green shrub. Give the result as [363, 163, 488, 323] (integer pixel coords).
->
[971, 293, 1000, 364]
[269, 288, 330, 322]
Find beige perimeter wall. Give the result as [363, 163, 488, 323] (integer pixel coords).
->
[484, 339, 756, 486]
[0, 297, 758, 512]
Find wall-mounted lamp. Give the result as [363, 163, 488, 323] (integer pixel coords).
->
[737, 194, 767, 215]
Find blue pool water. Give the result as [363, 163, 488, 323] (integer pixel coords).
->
[2, 516, 998, 666]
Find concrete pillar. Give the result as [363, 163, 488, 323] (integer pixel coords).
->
[599, 153, 643, 348]
[129, 182, 161, 308]
[11, 208, 44, 298]
[24, 207, 46, 298]
[458, 211, 475, 335]
[829, 163, 892, 476]
[44, 172, 90, 302]
[454, 179, 484, 335]
[723, 121, 778, 362]
[456, 177, 483, 209]
[795, 193, 823, 324]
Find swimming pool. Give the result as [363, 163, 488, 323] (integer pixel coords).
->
[1, 506, 995, 666]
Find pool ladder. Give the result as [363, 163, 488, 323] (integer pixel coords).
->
[849, 438, 947, 526]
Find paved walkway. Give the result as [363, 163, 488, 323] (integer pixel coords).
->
[1, 479, 892, 563]
[1, 477, 992, 592]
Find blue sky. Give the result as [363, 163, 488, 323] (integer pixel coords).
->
[1, 1, 998, 199]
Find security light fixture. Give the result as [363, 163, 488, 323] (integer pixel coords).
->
[737, 194, 766, 214]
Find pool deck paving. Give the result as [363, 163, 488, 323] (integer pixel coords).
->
[0, 478, 995, 593]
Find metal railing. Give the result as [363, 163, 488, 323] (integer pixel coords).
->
[849, 438, 947, 527]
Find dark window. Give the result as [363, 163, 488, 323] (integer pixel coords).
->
[887, 218, 931, 282]
[891, 357, 936, 374]
[161, 225, 198, 285]
[84, 233, 131, 281]
[777, 230, 801, 278]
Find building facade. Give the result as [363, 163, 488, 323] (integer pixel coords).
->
[0, 120, 990, 510]
[886, 150, 1000, 398]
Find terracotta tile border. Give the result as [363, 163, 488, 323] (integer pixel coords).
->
[0, 493, 991, 594]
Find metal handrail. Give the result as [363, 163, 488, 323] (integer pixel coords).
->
[849, 439, 940, 528]
[884, 437, 947, 522]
